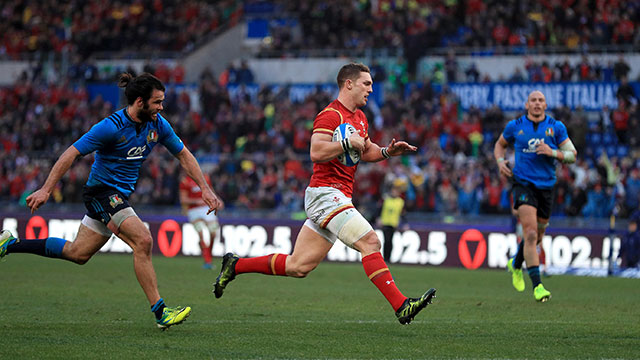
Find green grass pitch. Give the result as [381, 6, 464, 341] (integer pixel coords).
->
[1, 253, 639, 359]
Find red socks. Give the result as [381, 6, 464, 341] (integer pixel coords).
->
[362, 252, 407, 311]
[231, 252, 406, 311]
[236, 254, 288, 276]
[199, 240, 213, 264]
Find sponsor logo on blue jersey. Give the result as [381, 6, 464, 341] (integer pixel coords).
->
[126, 145, 147, 159]
[523, 138, 544, 153]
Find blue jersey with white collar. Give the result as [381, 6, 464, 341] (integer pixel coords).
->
[502, 114, 568, 189]
[72, 108, 184, 197]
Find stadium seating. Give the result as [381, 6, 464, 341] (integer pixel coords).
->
[0, 0, 638, 220]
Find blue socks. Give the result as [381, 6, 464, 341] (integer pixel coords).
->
[513, 239, 542, 288]
[151, 298, 166, 320]
[45, 238, 67, 257]
[528, 266, 541, 287]
[6, 237, 67, 258]
[513, 240, 525, 269]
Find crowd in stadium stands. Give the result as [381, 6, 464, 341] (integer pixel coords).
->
[259, 1, 639, 72]
[1, 58, 639, 220]
[0, 0, 242, 58]
[2, 0, 638, 62]
[1, 0, 639, 219]
[458, 54, 635, 83]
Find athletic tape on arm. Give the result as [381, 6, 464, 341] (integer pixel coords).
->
[559, 139, 576, 164]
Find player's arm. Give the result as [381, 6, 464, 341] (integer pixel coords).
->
[174, 147, 222, 214]
[535, 138, 577, 164]
[493, 134, 512, 177]
[309, 132, 365, 163]
[555, 138, 578, 164]
[361, 138, 417, 162]
[26, 146, 81, 213]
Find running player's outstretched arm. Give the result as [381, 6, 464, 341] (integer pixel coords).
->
[494, 135, 513, 177]
[174, 147, 222, 214]
[361, 138, 417, 162]
[26, 146, 81, 213]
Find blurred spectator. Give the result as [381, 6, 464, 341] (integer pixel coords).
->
[465, 63, 480, 83]
[624, 169, 640, 216]
[581, 183, 613, 218]
[236, 60, 255, 84]
[612, 99, 630, 144]
[620, 211, 640, 268]
[444, 51, 458, 83]
[617, 76, 637, 106]
[369, 60, 387, 84]
[613, 55, 631, 81]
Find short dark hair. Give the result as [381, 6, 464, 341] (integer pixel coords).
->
[337, 63, 370, 89]
[118, 72, 165, 105]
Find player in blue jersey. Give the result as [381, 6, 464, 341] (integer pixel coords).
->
[0, 73, 222, 329]
[493, 90, 577, 302]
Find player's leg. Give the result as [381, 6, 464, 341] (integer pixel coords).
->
[212, 220, 333, 299]
[205, 220, 220, 268]
[530, 187, 553, 301]
[517, 204, 540, 268]
[536, 221, 549, 276]
[340, 215, 435, 325]
[506, 207, 526, 291]
[188, 206, 216, 269]
[507, 207, 530, 293]
[510, 206, 525, 267]
[117, 216, 160, 304]
[285, 223, 334, 277]
[117, 215, 191, 328]
[382, 225, 394, 262]
[192, 219, 213, 269]
[1, 218, 109, 263]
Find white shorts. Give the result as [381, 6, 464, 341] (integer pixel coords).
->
[304, 186, 373, 248]
[187, 205, 219, 233]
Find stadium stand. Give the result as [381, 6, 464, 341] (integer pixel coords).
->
[0, 0, 639, 220]
[0, 0, 243, 58]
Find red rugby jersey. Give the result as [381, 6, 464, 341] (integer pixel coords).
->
[179, 174, 212, 209]
[308, 99, 369, 197]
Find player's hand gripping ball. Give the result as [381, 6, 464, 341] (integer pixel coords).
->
[332, 123, 361, 167]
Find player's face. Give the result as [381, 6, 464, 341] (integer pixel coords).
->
[140, 89, 165, 122]
[351, 72, 373, 108]
[525, 91, 547, 118]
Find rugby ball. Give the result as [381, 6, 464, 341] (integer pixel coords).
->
[332, 123, 361, 167]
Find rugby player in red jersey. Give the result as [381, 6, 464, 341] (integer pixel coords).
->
[213, 63, 436, 324]
[179, 172, 222, 269]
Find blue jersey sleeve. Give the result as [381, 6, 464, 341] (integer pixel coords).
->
[158, 116, 184, 155]
[554, 121, 569, 145]
[502, 119, 517, 143]
[72, 119, 117, 155]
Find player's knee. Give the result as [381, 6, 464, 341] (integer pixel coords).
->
[286, 257, 318, 278]
[354, 232, 381, 255]
[288, 262, 317, 278]
[73, 255, 92, 265]
[524, 229, 538, 244]
[66, 250, 92, 265]
[132, 234, 154, 254]
[289, 266, 314, 278]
